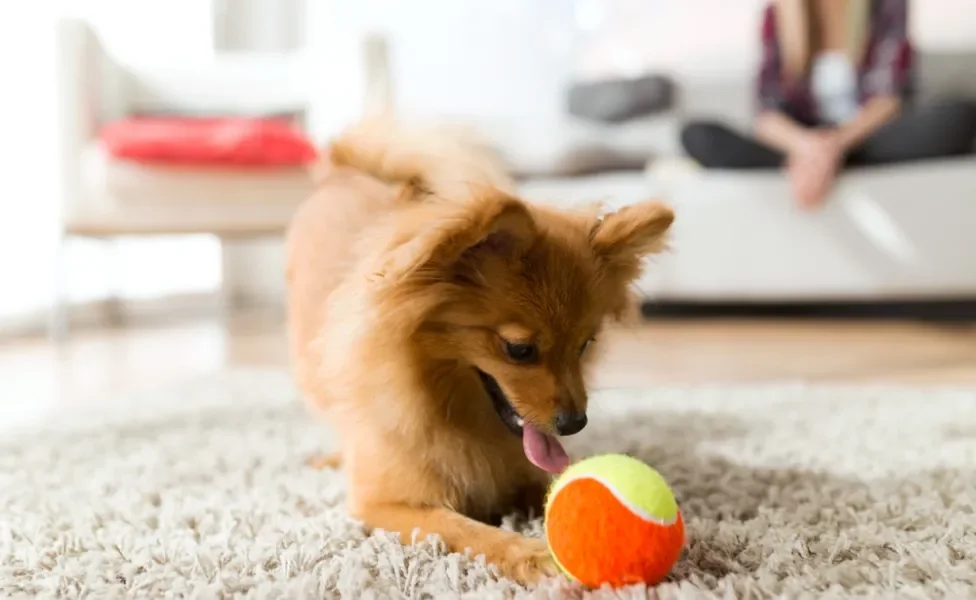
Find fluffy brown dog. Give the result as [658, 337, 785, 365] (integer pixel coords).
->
[286, 118, 674, 584]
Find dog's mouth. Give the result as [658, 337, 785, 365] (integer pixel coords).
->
[476, 369, 570, 475]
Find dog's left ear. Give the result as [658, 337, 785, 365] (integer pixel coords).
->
[590, 200, 674, 281]
[373, 191, 536, 285]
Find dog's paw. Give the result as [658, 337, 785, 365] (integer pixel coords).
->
[498, 537, 560, 586]
[306, 453, 342, 470]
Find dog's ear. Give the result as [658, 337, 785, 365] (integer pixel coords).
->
[590, 200, 674, 283]
[457, 194, 536, 263]
[374, 191, 536, 285]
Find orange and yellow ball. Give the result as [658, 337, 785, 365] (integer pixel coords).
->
[544, 454, 684, 588]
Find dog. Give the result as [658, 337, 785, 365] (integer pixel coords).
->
[285, 117, 674, 584]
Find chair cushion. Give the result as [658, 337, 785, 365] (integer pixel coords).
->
[99, 117, 317, 167]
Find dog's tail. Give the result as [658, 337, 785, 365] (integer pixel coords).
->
[319, 116, 514, 202]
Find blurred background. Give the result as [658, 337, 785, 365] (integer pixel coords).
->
[1, 0, 974, 427]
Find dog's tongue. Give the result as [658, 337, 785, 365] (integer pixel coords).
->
[522, 423, 570, 474]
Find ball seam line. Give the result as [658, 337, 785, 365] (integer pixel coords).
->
[545, 473, 678, 526]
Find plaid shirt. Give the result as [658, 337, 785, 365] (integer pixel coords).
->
[757, 0, 914, 125]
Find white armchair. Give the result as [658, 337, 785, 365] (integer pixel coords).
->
[51, 18, 322, 337]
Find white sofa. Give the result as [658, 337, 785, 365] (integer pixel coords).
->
[505, 47, 976, 302]
[477, 63, 976, 303]
[516, 51, 976, 302]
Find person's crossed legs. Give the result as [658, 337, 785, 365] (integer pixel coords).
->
[681, 99, 976, 171]
[679, 121, 783, 170]
[847, 100, 976, 166]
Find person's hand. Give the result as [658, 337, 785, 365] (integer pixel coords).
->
[787, 131, 844, 209]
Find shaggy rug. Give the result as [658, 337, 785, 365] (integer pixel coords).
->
[2, 370, 975, 599]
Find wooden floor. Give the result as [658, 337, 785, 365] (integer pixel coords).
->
[1, 309, 975, 429]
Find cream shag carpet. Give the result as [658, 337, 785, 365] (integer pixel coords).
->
[2, 370, 976, 599]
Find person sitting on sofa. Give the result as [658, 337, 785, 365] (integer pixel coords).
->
[680, 0, 976, 209]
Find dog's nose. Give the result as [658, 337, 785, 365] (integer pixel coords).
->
[553, 410, 588, 436]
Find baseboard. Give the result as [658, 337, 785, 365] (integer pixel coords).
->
[640, 298, 976, 322]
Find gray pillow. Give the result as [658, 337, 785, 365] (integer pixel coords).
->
[567, 74, 675, 124]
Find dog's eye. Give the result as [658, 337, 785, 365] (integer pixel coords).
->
[504, 341, 539, 364]
[580, 338, 594, 356]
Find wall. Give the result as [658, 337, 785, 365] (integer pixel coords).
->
[298, 0, 976, 138]
[576, 0, 976, 81]
[213, 0, 305, 52]
[79, 1, 215, 61]
[912, 0, 976, 50]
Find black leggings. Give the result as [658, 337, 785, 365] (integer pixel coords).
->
[680, 100, 976, 170]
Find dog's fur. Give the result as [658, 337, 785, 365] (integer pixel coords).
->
[286, 117, 674, 584]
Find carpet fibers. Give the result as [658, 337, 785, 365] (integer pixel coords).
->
[2, 370, 975, 599]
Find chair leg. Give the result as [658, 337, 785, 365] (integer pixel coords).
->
[219, 237, 238, 325]
[104, 237, 125, 327]
[47, 234, 70, 342]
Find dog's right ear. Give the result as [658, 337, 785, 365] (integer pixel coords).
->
[373, 191, 536, 285]
[590, 200, 674, 281]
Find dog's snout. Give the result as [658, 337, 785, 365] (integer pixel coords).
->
[553, 410, 587, 436]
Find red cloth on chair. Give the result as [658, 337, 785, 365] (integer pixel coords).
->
[99, 117, 318, 167]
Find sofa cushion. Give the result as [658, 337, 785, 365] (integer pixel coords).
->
[914, 51, 976, 108]
[638, 155, 976, 300]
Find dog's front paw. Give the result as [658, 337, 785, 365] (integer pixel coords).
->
[498, 537, 560, 586]
[305, 452, 342, 470]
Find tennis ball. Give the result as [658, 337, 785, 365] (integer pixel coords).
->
[544, 453, 684, 588]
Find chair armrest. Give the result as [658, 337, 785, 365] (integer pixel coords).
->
[55, 18, 131, 221]
[55, 19, 128, 217]
[55, 18, 130, 141]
